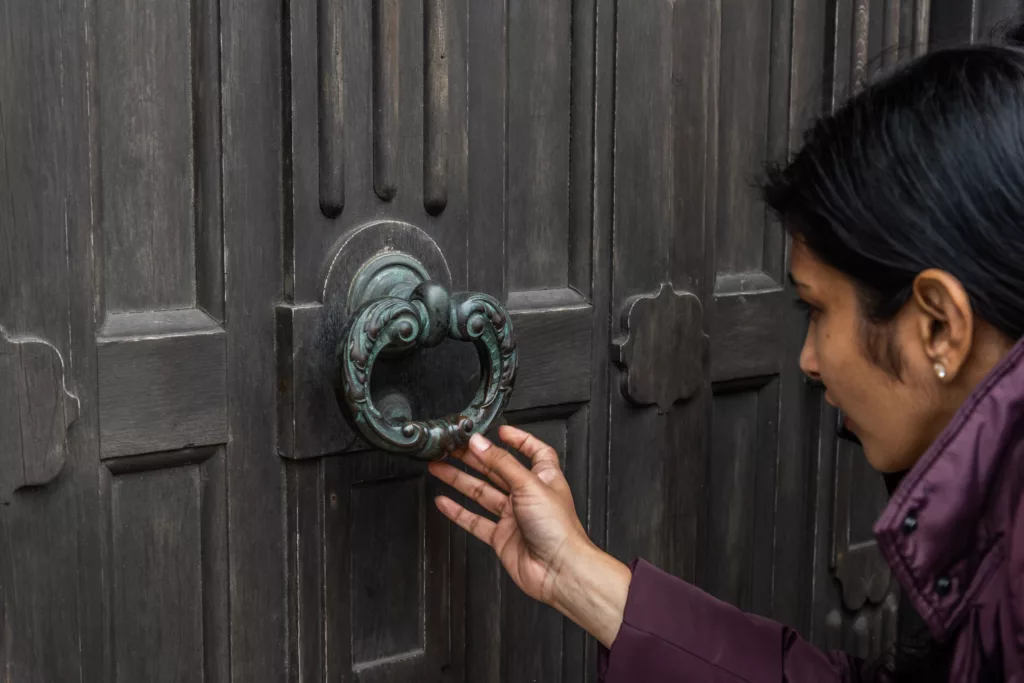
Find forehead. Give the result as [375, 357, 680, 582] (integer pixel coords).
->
[790, 240, 821, 280]
[789, 240, 845, 292]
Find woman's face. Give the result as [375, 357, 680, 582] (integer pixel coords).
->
[791, 241, 953, 473]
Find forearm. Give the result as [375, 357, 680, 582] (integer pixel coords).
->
[548, 540, 632, 648]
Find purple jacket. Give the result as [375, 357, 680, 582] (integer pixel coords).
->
[600, 338, 1024, 682]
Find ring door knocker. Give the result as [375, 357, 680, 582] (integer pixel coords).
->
[337, 252, 519, 461]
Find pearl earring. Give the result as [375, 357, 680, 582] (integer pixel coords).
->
[934, 362, 948, 380]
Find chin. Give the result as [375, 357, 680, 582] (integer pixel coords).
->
[861, 446, 903, 474]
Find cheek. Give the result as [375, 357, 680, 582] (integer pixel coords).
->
[812, 318, 862, 385]
[812, 317, 893, 421]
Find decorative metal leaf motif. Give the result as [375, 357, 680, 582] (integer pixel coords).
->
[338, 285, 518, 460]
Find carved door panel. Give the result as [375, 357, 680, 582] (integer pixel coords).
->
[3, 1, 1016, 683]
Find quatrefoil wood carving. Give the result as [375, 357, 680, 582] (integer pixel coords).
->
[612, 284, 708, 414]
[0, 327, 79, 502]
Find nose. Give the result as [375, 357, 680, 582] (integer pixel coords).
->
[799, 329, 821, 382]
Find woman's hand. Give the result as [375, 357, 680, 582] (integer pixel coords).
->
[427, 425, 631, 647]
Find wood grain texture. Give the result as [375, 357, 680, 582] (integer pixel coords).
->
[613, 285, 707, 412]
[423, 0, 449, 215]
[12, 0, 999, 679]
[321, 455, 452, 682]
[710, 288, 786, 383]
[318, 0, 345, 218]
[714, 0, 776, 279]
[221, 0, 288, 679]
[608, 0, 708, 593]
[107, 449, 228, 683]
[373, 0, 401, 201]
[507, 0, 572, 291]
[506, 297, 593, 411]
[464, 2, 509, 678]
[97, 311, 226, 458]
[96, 0, 222, 317]
[0, 329, 80, 501]
[194, 0, 225, 321]
[704, 380, 779, 616]
[98, 0, 190, 311]
[0, 1, 102, 680]
[930, 0, 1020, 47]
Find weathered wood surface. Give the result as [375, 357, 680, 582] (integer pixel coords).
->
[2, 0, 1013, 681]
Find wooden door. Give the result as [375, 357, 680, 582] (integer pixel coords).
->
[1, 1, 1014, 682]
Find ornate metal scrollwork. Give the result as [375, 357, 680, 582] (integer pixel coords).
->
[338, 278, 518, 461]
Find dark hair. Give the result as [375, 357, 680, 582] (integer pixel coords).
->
[760, 25, 1024, 683]
[762, 32, 1024, 346]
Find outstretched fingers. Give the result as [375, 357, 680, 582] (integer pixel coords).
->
[434, 495, 497, 547]
[450, 447, 511, 492]
[427, 461, 509, 517]
[497, 425, 563, 482]
[462, 433, 534, 490]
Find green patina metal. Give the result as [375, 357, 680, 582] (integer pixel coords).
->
[337, 257, 518, 461]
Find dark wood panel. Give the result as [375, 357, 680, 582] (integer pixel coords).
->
[710, 288, 786, 383]
[108, 450, 227, 683]
[373, 0, 401, 201]
[322, 455, 452, 683]
[286, 460, 326, 683]
[608, 0, 709, 590]
[97, 0, 215, 312]
[583, 0, 615, 675]
[703, 380, 779, 617]
[351, 475, 425, 666]
[467, 407, 588, 683]
[669, 0, 713, 295]
[318, 0, 346, 217]
[0, 330, 79, 501]
[424, 0, 450, 215]
[98, 310, 227, 458]
[194, 0, 225, 321]
[930, 0, 1020, 46]
[221, 0, 289, 677]
[506, 298, 593, 411]
[507, 0, 572, 291]
[288, 0, 471, 303]
[0, 3, 104, 680]
[714, 0, 775, 279]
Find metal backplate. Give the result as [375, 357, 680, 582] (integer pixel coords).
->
[277, 220, 452, 460]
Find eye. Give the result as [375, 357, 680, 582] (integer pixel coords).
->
[794, 298, 820, 322]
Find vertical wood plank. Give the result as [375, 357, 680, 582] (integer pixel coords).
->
[110, 464, 204, 683]
[222, 0, 288, 680]
[98, 0, 195, 312]
[373, 0, 400, 201]
[318, 0, 346, 218]
[0, 1, 99, 681]
[424, 0, 449, 216]
[195, 0, 225, 321]
[507, 0, 572, 292]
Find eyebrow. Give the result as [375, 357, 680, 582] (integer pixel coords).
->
[787, 273, 807, 289]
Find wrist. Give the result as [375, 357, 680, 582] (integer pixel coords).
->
[548, 537, 632, 648]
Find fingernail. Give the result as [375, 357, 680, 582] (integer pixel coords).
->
[469, 433, 491, 454]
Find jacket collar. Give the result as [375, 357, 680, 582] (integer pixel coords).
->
[874, 337, 1024, 641]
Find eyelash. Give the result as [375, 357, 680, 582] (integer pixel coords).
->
[794, 298, 819, 321]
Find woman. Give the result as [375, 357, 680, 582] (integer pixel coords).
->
[428, 31, 1024, 682]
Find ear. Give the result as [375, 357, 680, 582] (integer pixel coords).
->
[911, 269, 974, 380]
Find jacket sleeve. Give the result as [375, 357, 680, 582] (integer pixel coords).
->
[598, 559, 867, 683]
